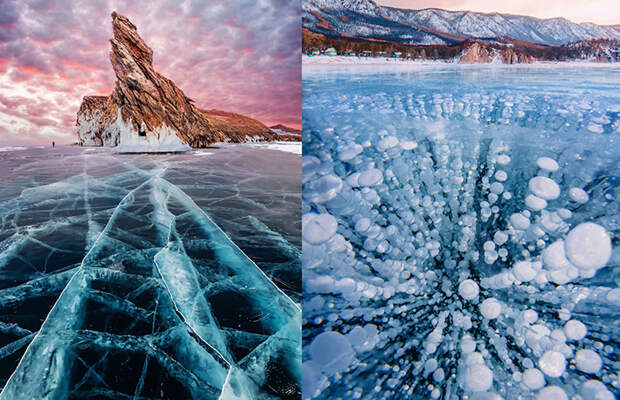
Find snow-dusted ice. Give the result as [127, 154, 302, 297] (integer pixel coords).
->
[302, 64, 619, 399]
[0, 145, 301, 398]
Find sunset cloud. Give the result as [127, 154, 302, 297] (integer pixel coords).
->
[379, 0, 620, 25]
[0, 0, 301, 145]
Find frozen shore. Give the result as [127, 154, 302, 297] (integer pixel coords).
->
[303, 55, 620, 67]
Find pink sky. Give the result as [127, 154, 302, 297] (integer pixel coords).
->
[379, 1, 620, 25]
[0, 0, 301, 145]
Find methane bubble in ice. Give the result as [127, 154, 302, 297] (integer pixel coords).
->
[565, 222, 612, 270]
[302, 69, 618, 400]
[569, 187, 589, 203]
[528, 176, 560, 200]
[537, 157, 559, 172]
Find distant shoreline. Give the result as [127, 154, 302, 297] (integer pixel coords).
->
[303, 55, 620, 67]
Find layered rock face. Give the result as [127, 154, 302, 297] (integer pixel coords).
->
[458, 42, 531, 64]
[77, 12, 281, 149]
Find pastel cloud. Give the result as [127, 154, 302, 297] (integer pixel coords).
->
[0, 0, 301, 145]
[378, 1, 620, 25]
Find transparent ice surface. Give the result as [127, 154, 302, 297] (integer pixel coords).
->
[302, 64, 619, 400]
[0, 145, 301, 399]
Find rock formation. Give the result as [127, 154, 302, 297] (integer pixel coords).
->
[77, 12, 285, 149]
[458, 42, 524, 64]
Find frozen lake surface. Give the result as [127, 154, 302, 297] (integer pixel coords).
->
[0, 145, 301, 399]
[302, 65, 619, 399]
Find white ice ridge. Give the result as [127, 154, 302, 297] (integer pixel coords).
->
[302, 116, 616, 399]
[0, 161, 300, 399]
[111, 110, 190, 153]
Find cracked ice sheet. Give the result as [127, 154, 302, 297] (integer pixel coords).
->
[0, 145, 301, 399]
[302, 65, 619, 400]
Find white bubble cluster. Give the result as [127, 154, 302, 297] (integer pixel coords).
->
[302, 87, 618, 400]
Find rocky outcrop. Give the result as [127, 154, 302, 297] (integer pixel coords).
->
[459, 42, 535, 64]
[77, 12, 282, 149]
[458, 42, 494, 63]
[269, 124, 302, 140]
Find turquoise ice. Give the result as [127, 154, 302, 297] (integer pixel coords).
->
[0, 146, 301, 399]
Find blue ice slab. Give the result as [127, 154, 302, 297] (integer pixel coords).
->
[0, 146, 301, 399]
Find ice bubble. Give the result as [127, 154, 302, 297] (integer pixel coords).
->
[306, 275, 335, 293]
[338, 143, 363, 161]
[564, 319, 587, 341]
[303, 361, 327, 399]
[557, 208, 572, 219]
[493, 231, 508, 246]
[538, 351, 566, 377]
[523, 310, 538, 324]
[480, 298, 501, 319]
[522, 368, 545, 390]
[536, 157, 559, 172]
[464, 364, 493, 392]
[580, 380, 614, 400]
[400, 140, 418, 150]
[536, 386, 567, 400]
[513, 261, 536, 282]
[358, 168, 383, 186]
[490, 182, 504, 194]
[542, 240, 571, 270]
[569, 187, 589, 204]
[510, 213, 530, 230]
[355, 218, 371, 233]
[309, 331, 355, 375]
[483, 241, 496, 251]
[575, 349, 602, 374]
[565, 222, 612, 270]
[461, 335, 476, 354]
[302, 156, 321, 183]
[305, 174, 343, 203]
[528, 176, 560, 200]
[458, 279, 479, 300]
[525, 195, 547, 211]
[497, 154, 511, 165]
[378, 136, 399, 150]
[494, 170, 507, 182]
[303, 213, 338, 244]
[433, 368, 445, 382]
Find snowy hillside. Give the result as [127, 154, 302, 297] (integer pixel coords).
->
[303, 0, 620, 46]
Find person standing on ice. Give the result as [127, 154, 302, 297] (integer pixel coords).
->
[52, 141, 55, 148]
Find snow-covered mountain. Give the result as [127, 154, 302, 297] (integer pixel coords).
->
[303, 0, 620, 46]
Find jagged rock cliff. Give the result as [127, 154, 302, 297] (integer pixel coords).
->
[77, 12, 281, 150]
[458, 42, 530, 64]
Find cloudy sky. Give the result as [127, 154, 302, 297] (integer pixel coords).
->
[0, 0, 300, 145]
[379, 1, 620, 25]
